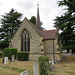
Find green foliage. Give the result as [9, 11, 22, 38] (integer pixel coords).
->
[0, 40, 9, 50]
[29, 16, 36, 25]
[0, 52, 3, 58]
[4, 48, 17, 60]
[38, 56, 50, 75]
[58, 0, 75, 12]
[54, 0, 75, 52]
[0, 8, 22, 40]
[29, 16, 45, 30]
[17, 52, 29, 61]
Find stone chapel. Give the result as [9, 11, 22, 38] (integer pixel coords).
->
[9, 4, 61, 62]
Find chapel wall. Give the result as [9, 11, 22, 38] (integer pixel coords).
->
[9, 18, 61, 61]
[43, 39, 61, 61]
[9, 18, 43, 59]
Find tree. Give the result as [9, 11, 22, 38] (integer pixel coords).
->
[0, 8, 22, 40]
[54, 0, 75, 52]
[29, 16, 45, 30]
[29, 16, 36, 25]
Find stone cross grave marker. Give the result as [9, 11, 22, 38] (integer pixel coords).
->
[12, 55, 15, 62]
[4, 57, 8, 64]
[20, 70, 28, 75]
[33, 62, 39, 75]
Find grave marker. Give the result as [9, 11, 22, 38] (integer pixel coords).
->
[51, 59, 55, 71]
[20, 70, 28, 75]
[12, 55, 15, 61]
[33, 62, 39, 75]
[4, 57, 8, 64]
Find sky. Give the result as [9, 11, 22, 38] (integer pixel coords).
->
[0, 0, 65, 30]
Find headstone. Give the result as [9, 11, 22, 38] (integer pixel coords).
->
[12, 55, 15, 62]
[49, 61, 52, 64]
[51, 59, 55, 71]
[20, 70, 28, 75]
[4, 57, 8, 64]
[33, 63, 39, 75]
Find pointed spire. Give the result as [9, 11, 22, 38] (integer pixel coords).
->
[36, 3, 42, 30]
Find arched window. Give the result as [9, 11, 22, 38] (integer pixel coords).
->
[21, 29, 30, 52]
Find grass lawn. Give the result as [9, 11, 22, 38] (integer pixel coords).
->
[50, 56, 75, 75]
[0, 56, 75, 75]
[0, 58, 34, 75]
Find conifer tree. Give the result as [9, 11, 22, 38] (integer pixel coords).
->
[0, 8, 22, 40]
[54, 0, 75, 52]
[29, 16, 44, 30]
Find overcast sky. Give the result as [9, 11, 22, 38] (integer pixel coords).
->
[0, 0, 65, 30]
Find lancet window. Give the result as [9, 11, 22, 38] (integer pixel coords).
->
[21, 29, 30, 52]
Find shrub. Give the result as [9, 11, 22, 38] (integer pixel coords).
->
[0, 40, 9, 50]
[0, 52, 3, 58]
[17, 52, 29, 61]
[38, 56, 51, 75]
[4, 48, 17, 60]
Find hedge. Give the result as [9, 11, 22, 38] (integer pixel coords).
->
[0, 40, 9, 49]
[4, 48, 17, 60]
[17, 52, 29, 61]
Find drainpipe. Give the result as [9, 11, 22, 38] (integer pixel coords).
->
[53, 39, 55, 62]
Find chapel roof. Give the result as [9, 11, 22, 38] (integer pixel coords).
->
[40, 29, 56, 40]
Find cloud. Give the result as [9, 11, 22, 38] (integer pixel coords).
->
[17, 0, 35, 10]
[0, 0, 66, 30]
[39, 0, 58, 16]
[0, 1, 2, 6]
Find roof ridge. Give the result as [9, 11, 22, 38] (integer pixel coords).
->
[41, 29, 56, 32]
[24, 17, 43, 37]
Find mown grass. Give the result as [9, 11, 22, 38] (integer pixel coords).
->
[63, 65, 67, 67]
[66, 71, 75, 75]
[0, 58, 34, 75]
[0, 56, 75, 75]
[70, 67, 75, 69]
[2, 66, 26, 72]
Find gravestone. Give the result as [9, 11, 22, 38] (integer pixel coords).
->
[20, 70, 28, 75]
[33, 62, 39, 75]
[49, 61, 52, 64]
[4, 57, 8, 64]
[51, 59, 55, 71]
[12, 55, 15, 62]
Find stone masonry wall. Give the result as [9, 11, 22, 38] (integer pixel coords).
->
[9, 18, 43, 60]
[43, 39, 61, 61]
